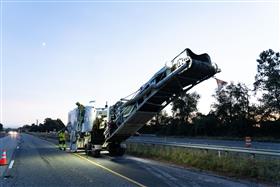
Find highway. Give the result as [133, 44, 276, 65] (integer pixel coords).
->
[129, 135, 280, 150]
[0, 134, 265, 186]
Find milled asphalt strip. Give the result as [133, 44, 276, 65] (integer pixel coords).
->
[74, 153, 146, 187]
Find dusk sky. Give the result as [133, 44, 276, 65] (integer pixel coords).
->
[1, 0, 279, 128]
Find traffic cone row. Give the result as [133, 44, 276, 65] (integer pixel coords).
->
[0, 150, 7, 165]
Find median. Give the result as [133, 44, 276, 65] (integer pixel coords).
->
[125, 142, 280, 184]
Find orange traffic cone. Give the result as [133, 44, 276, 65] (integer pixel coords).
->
[0, 150, 7, 165]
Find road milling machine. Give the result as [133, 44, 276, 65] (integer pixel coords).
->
[67, 48, 220, 157]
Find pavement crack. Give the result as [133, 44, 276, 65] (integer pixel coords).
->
[40, 155, 52, 167]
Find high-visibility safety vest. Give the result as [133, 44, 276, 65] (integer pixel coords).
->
[58, 131, 66, 141]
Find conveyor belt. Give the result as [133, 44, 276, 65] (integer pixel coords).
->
[106, 48, 219, 143]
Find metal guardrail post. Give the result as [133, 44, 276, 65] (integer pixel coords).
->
[218, 150, 221, 158]
[250, 153, 255, 159]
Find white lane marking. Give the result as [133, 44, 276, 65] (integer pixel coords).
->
[8, 160, 14, 169]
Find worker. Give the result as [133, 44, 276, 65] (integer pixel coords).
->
[58, 129, 66, 151]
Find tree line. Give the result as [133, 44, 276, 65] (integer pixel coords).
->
[19, 118, 65, 133]
[140, 49, 280, 138]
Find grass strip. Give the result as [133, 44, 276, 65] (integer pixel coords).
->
[126, 142, 280, 184]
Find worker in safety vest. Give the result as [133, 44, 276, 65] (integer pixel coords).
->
[58, 129, 66, 151]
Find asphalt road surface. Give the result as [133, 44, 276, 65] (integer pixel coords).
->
[1, 134, 265, 187]
[0, 134, 19, 177]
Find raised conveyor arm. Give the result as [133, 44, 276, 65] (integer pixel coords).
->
[105, 48, 220, 144]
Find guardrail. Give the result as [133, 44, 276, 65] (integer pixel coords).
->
[127, 139, 280, 157]
[28, 132, 280, 157]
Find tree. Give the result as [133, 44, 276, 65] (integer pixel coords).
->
[0, 123, 3, 131]
[171, 92, 200, 123]
[254, 49, 280, 120]
[192, 113, 220, 136]
[149, 110, 170, 126]
[42, 118, 65, 132]
[140, 111, 170, 134]
[211, 82, 253, 136]
[19, 124, 31, 132]
[168, 92, 200, 135]
[20, 118, 65, 132]
[30, 123, 40, 132]
[212, 82, 250, 123]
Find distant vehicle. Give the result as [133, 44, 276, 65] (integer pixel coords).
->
[67, 48, 220, 157]
[8, 131, 18, 136]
